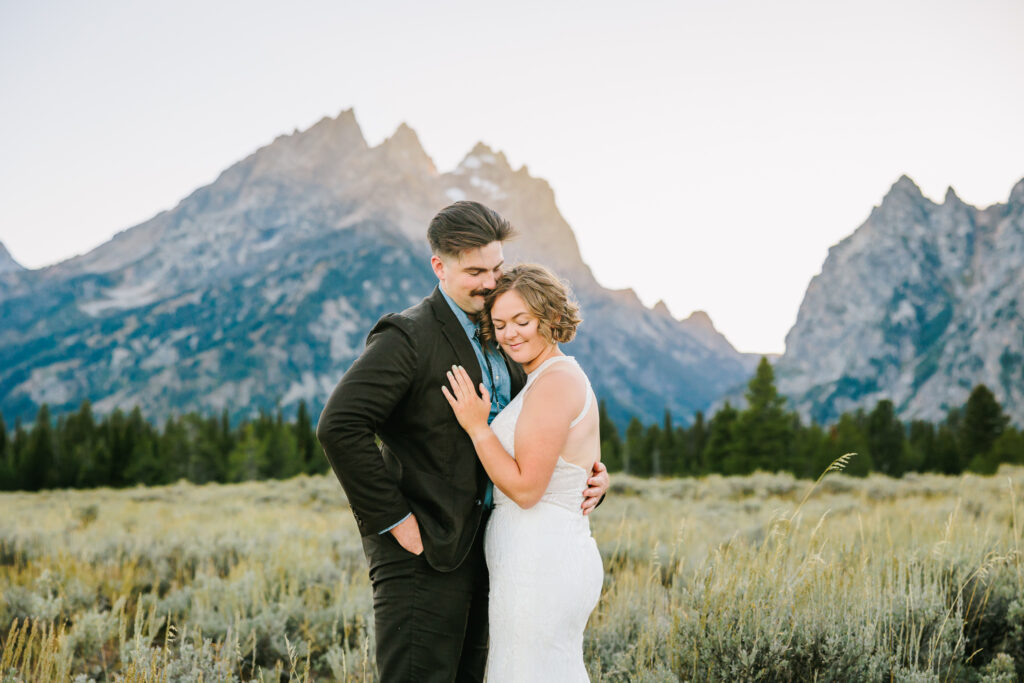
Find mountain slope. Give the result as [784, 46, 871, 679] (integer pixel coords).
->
[776, 175, 1024, 424]
[0, 110, 752, 427]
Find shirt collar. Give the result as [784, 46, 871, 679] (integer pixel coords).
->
[439, 286, 480, 339]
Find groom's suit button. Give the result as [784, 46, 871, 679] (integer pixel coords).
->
[474, 499, 482, 507]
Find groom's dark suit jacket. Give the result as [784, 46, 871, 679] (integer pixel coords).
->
[317, 286, 528, 572]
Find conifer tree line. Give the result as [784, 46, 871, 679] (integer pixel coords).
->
[0, 401, 324, 491]
[1, 358, 1022, 492]
[597, 358, 1024, 479]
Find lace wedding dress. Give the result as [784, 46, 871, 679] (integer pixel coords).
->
[484, 356, 604, 682]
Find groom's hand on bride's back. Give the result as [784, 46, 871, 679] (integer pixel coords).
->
[390, 513, 424, 555]
[581, 461, 609, 516]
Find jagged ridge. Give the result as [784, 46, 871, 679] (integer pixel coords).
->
[776, 174, 1024, 424]
[0, 110, 752, 428]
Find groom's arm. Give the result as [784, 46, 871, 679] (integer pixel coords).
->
[317, 316, 416, 537]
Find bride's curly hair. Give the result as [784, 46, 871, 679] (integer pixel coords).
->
[481, 264, 582, 344]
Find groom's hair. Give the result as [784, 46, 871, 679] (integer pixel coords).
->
[428, 201, 516, 258]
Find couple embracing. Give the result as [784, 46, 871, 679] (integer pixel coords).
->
[317, 201, 610, 682]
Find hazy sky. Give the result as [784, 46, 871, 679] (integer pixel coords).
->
[2, 0, 1022, 353]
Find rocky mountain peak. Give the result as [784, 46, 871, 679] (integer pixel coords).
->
[885, 174, 927, 205]
[376, 122, 437, 175]
[1010, 178, 1024, 208]
[683, 309, 716, 331]
[0, 114, 755, 430]
[264, 108, 369, 170]
[0, 241, 25, 273]
[776, 173, 1024, 425]
[652, 299, 674, 318]
[457, 143, 512, 175]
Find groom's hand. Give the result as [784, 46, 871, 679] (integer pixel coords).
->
[581, 461, 609, 516]
[390, 513, 424, 555]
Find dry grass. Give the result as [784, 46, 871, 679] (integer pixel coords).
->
[2, 464, 1023, 681]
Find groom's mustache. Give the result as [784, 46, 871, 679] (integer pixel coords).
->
[471, 288, 492, 297]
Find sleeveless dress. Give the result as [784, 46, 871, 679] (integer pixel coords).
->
[484, 355, 604, 682]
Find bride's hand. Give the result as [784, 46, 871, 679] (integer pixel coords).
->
[442, 365, 491, 438]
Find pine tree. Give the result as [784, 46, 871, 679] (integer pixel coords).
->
[261, 420, 301, 479]
[907, 420, 935, 472]
[597, 401, 623, 472]
[294, 400, 322, 474]
[228, 424, 266, 482]
[733, 357, 793, 473]
[623, 417, 645, 475]
[792, 421, 829, 479]
[961, 385, 1007, 472]
[990, 427, 1024, 469]
[0, 413, 11, 490]
[867, 400, 906, 477]
[11, 418, 28, 490]
[685, 411, 708, 475]
[59, 400, 97, 487]
[705, 402, 739, 474]
[22, 405, 56, 490]
[656, 410, 676, 476]
[643, 423, 662, 478]
[78, 440, 111, 488]
[829, 411, 872, 477]
[105, 409, 130, 486]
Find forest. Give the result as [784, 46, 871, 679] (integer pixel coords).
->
[2, 358, 1022, 492]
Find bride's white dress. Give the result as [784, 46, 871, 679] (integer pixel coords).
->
[484, 355, 604, 682]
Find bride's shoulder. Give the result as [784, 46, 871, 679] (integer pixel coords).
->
[524, 361, 588, 408]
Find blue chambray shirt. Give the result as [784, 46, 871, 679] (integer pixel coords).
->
[439, 287, 513, 422]
[379, 287, 512, 533]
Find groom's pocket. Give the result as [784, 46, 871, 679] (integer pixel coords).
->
[400, 468, 468, 555]
[362, 530, 426, 568]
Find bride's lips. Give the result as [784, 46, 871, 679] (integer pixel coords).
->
[506, 342, 524, 352]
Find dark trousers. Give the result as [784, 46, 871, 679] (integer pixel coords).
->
[361, 527, 489, 682]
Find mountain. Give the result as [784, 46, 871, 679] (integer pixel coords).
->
[0, 242, 24, 274]
[776, 175, 1024, 425]
[0, 109, 753, 427]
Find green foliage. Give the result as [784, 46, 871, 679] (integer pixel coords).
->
[705, 402, 739, 474]
[0, 403, 328, 493]
[867, 400, 906, 476]
[0, 372, 1018, 492]
[624, 417, 646, 475]
[733, 357, 795, 474]
[0, 413, 10, 490]
[598, 400, 623, 472]
[963, 385, 1009, 472]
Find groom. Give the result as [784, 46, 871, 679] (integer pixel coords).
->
[317, 201, 609, 682]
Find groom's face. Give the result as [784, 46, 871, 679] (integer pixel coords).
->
[431, 241, 505, 316]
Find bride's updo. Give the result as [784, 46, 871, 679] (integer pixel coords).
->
[481, 264, 582, 344]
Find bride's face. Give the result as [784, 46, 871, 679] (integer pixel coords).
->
[490, 290, 551, 365]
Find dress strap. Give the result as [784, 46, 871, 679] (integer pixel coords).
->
[569, 383, 593, 428]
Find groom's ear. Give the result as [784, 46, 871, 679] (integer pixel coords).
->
[431, 254, 446, 281]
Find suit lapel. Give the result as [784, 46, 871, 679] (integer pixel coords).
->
[429, 286, 485, 389]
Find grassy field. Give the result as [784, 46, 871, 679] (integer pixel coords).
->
[2, 464, 1023, 682]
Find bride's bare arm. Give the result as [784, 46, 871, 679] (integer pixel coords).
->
[443, 365, 583, 509]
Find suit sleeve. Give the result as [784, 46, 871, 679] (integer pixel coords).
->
[317, 316, 416, 536]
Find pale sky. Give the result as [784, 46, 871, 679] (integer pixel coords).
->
[2, 0, 1022, 354]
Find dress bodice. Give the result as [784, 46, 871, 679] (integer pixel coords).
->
[488, 356, 593, 513]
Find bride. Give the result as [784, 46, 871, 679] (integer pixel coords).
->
[442, 263, 604, 682]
